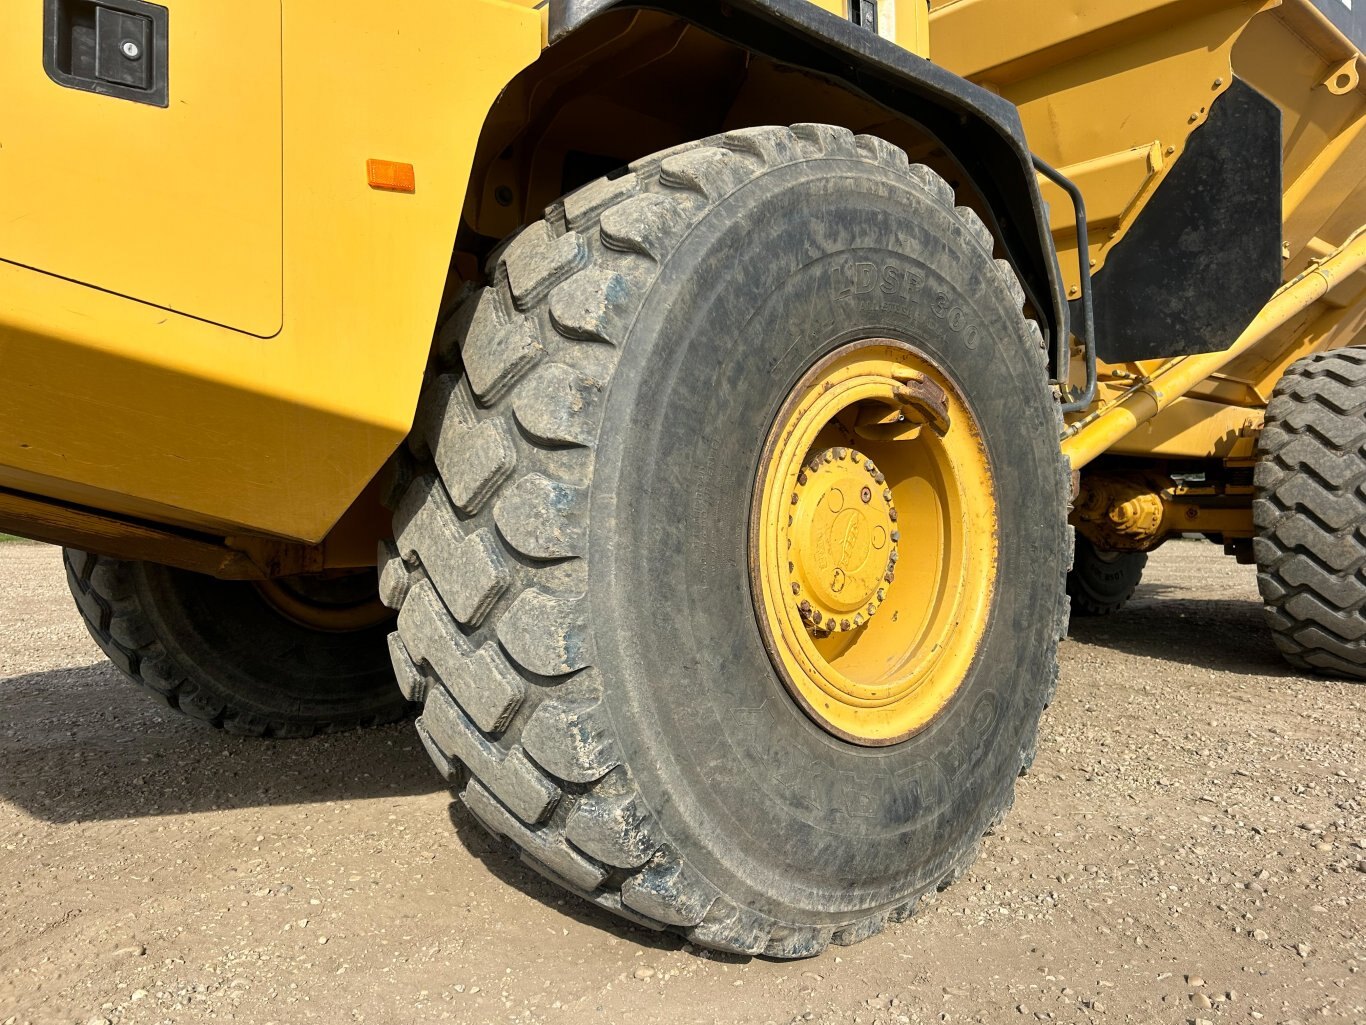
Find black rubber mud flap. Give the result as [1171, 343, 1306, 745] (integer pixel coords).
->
[1091, 79, 1283, 363]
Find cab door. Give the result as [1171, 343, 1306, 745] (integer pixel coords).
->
[0, 0, 283, 337]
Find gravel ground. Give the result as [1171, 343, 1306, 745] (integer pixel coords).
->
[0, 539, 1361, 1025]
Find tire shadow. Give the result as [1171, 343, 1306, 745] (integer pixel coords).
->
[1066, 580, 1298, 677]
[0, 659, 441, 823]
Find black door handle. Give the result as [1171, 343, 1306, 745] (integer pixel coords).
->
[44, 0, 168, 107]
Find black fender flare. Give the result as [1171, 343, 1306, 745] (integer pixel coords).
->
[550, 0, 1069, 371]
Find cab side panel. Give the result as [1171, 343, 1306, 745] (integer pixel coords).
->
[0, 0, 541, 542]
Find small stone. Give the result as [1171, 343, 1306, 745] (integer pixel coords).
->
[318, 935, 329, 945]
[633, 966, 655, 980]
[86, 1018, 110, 1025]
[1252, 929, 1269, 941]
[130, 990, 148, 1002]
[1295, 943, 1310, 958]
[1192, 993, 1212, 1010]
[1016, 1004, 1028, 1015]
[1187, 976, 1205, 987]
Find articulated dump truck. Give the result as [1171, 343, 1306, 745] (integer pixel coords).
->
[2, 0, 1363, 956]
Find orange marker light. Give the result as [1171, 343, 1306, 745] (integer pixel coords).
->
[367, 158, 416, 194]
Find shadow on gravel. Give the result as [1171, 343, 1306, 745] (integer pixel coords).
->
[1067, 582, 1296, 677]
[0, 660, 442, 823]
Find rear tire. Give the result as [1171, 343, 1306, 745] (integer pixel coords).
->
[1254, 346, 1366, 679]
[65, 550, 408, 736]
[383, 126, 1069, 956]
[1067, 535, 1146, 616]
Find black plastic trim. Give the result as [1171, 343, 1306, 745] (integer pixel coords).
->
[547, 0, 1070, 378]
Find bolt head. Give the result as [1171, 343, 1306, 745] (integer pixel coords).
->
[120, 39, 141, 60]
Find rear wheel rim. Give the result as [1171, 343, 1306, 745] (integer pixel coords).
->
[254, 571, 394, 633]
[750, 338, 998, 745]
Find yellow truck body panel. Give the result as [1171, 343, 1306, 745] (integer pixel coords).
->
[0, 0, 539, 541]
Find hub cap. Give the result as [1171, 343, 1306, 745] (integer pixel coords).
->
[787, 446, 898, 636]
[750, 339, 998, 745]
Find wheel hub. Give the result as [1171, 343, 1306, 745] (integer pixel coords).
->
[787, 447, 898, 636]
[750, 339, 998, 746]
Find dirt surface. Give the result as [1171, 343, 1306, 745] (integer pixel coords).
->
[1, 539, 1362, 1025]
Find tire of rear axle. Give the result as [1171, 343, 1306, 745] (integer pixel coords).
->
[1067, 534, 1147, 616]
[65, 550, 408, 736]
[1254, 346, 1366, 679]
[381, 125, 1071, 957]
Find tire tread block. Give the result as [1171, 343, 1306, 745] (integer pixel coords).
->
[397, 580, 526, 733]
[462, 779, 607, 893]
[422, 687, 559, 824]
[394, 476, 509, 627]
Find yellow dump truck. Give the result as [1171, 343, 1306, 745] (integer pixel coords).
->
[2, 0, 1363, 956]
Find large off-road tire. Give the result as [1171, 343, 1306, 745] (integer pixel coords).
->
[1067, 534, 1147, 616]
[1254, 346, 1366, 679]
[382, 126, 1070, 956]
[65, 550, 409, 736]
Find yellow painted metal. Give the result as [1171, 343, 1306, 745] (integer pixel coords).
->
[254, 574, 394, 633]
[785, 448, 899, 635]
[751, 340, 997, 745]
[931, 0, 1265, 292]
[2, 0, 1360, 558]
[1071, 474, 1254, 552]
[0, 0, 541, 543]
[1063, 227, 1366, 470]
[1103, 398, 1263, 461]
[0, 2, 283, 336]
[935, 0, 1366, 463]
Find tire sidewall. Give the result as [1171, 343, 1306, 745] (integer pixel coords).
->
[134, 563, 401, 725]
[1070, 536, 1146, 610]
[587, 160, 1064, 922]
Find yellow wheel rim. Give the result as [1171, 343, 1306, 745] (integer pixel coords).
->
[750, 339, 998, 745]
[254, 572, 394, 633]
